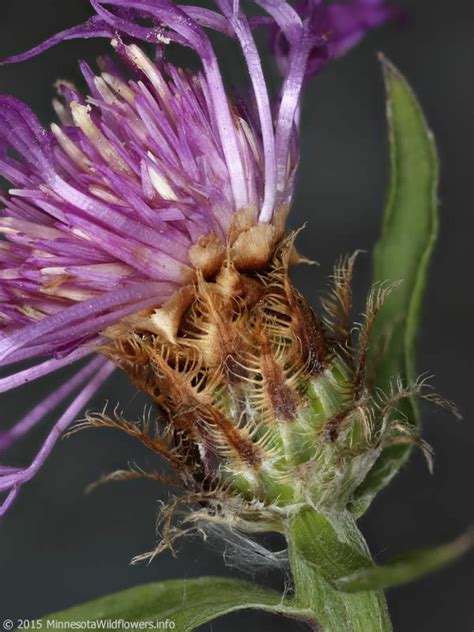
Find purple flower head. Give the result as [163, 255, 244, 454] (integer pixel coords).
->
[0, 0, 397, 515]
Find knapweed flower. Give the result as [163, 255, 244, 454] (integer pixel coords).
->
[0, 0, 399, 532]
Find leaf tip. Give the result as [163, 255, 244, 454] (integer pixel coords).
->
[377, 52, 407, 93]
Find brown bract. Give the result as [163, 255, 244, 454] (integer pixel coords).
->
[101, 231, 328, 487]
[188, 207, 291, 278]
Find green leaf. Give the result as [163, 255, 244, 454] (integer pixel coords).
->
[290, 507, 373, 582]
[352, 55, 439, 515]
[290, 507, 472, 599]
[335, 530, 474, 593]
[39, 577, 306, 632]
[288, 507, 392, 632]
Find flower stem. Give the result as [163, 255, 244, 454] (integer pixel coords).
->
[287, 507, 392, 632]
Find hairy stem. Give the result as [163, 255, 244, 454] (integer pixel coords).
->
[287, 507, 392, 632]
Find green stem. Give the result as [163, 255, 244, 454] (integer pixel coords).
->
[287, 506, 392, 632]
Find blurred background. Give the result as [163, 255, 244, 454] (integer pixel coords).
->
[0, 0, 472, 629]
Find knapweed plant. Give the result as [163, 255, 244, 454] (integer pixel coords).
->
[0, 1, 470, 630]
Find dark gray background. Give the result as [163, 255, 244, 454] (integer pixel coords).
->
[0, 0, 472, 630]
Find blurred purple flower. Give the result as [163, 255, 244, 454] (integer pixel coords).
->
[0, 0, 397, 515]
